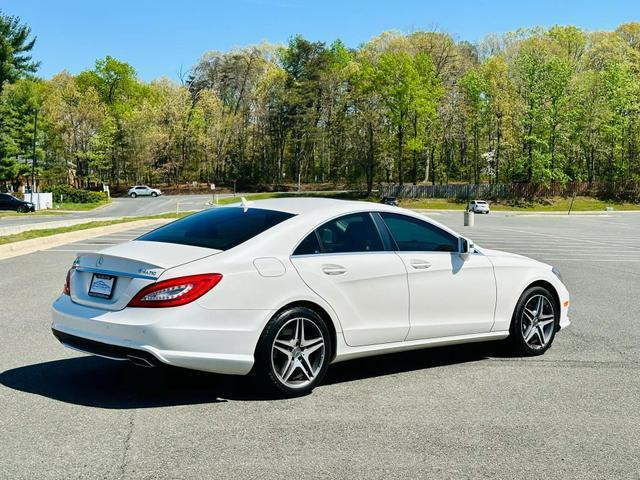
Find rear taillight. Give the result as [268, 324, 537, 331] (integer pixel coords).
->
[127, 274, 222, 308]
[63, 268, 72, 295]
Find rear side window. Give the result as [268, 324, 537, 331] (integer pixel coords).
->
[313, 213, 383, 254]
[380, 213, 458, 252]
[293, 231, 322, 255]
[138, 207, 294, 251]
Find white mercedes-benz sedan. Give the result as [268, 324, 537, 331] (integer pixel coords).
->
[51, 197, 570, 396]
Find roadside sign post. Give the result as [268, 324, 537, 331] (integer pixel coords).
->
[210, 183, 216, 205]
[568, 191, 576, 215]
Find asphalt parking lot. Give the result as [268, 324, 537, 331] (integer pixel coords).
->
[1, 210, 639, 479]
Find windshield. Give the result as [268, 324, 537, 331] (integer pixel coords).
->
[137, 207, 295, 251]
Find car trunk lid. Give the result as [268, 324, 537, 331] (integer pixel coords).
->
[70, 240, 221, 311]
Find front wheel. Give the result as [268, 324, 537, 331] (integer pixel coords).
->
[253, 307, 332, 397]
[151, 192, 158, 197]
[508, 286, 558, 356]
[17, 205, 28, 213]
[129, 193, 137, 198]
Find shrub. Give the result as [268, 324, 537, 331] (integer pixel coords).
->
[49, 185, 107, 204]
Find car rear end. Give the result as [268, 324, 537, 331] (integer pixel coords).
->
[471, 200, 490, 213]
[51, 207, 297, 375]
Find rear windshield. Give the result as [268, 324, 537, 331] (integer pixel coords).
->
[137, 207, 294, 251]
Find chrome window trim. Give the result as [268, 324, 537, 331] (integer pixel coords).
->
[291, 250, 400, 259]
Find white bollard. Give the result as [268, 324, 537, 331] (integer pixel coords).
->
[464, 210, 475, 227]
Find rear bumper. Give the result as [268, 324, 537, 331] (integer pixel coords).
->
[52, 329, 159, 367]
[51, 295, 273, 375]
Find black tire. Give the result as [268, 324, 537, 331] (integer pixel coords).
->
[508, 286, 558, 356]
[17, 205, 27, 213]
[253, 306, 332, 397]
[151, 192, 158, 197]
[129, 193, 137, 198]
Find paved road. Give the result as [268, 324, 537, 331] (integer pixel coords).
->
[1, 210, 639, 479]
[0, 194, 230, 229]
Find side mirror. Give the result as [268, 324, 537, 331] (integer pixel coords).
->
[459, 237, 474, 260]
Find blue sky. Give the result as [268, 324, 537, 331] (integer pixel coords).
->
[3, 0, 639, 81]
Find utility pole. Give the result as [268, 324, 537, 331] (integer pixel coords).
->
[31, 109, 38, 193]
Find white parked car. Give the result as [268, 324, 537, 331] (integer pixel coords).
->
[128, 185, 162, 198]
[51, 198, 570, 396]
[469, 200, 490, 214]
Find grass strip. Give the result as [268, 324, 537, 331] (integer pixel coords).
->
[0, 212, 190, 245]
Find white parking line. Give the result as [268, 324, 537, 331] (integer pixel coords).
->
[540, 258, 640, 262]
[47, 249, 97, 252]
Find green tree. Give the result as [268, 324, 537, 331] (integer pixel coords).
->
[0, 11, 38, 94]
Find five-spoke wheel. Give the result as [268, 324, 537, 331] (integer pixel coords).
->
[509, 286, 558, 355]
[255, 307, 331, 396]
[272, 317, 326, 389]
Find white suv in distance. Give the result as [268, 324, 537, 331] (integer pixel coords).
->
[128, 185, 162, 198]
[469, 200, 490, 214]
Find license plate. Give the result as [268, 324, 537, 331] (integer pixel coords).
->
[88, 273, 116, 299]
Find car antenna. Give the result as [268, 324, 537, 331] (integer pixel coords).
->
[240, 196, 254, 212]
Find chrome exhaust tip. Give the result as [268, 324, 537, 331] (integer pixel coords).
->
[127, 354, 155, 368]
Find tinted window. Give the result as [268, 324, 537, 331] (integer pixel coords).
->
[380, 213, 458, 252]
[138, 207, 294, 251]
[293, 232, 322, 256]
[315, 213, 383, 253]
[0, 194, 10, 200]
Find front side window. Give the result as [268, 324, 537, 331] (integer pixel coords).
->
[137, 207, 295, 251]
[313, 213, 384, 254]
[380, 213, 458, 252]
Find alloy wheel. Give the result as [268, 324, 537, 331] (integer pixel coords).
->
[521, 294, 555, 350]
[271, 317, 326, 389]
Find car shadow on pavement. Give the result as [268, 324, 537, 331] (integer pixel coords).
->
[0, 342, 502, 408]
[323, 341, 497, 386]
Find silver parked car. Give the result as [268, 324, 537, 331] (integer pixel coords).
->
[468, 200, 490, 214]
[128, 185, 162, 198]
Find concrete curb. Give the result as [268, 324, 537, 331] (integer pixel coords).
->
[0, 218, 170, 261]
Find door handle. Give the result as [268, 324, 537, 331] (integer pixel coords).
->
[322, 264, 347, 275]
[410, 259, 432, 269]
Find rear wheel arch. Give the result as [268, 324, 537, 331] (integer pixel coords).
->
[268, 300, 338, 362]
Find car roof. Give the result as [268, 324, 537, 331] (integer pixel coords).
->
[222, 196, 400, 215]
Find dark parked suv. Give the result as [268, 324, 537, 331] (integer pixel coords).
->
[0, 193, 36, 213]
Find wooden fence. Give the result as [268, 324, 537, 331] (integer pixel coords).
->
[379, 182, 640, 200]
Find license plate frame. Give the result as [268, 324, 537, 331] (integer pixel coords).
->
[88, 273, 116, 299]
